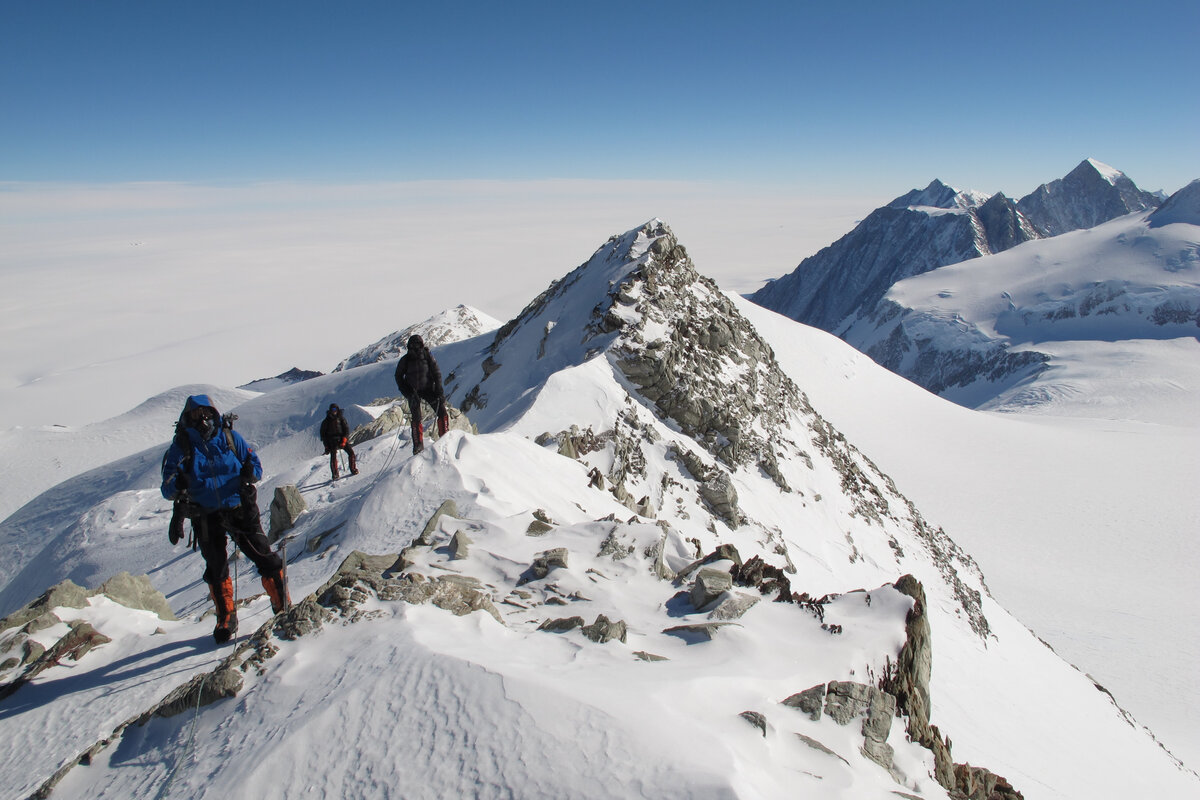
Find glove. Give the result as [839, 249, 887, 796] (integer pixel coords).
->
[341, 437, 348, 447]
[168, 504, 186, 545]
[240, 459, 258, 485]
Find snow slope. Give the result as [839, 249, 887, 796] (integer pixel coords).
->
[1, 221, 1195, 799]
[0, 385, 257, 527]
[841, 193, 1200, 416]
[741, 297, 1200, 770]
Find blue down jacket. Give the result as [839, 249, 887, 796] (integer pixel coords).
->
[160, 395, 262, 512]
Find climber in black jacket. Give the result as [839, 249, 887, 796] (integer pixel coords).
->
[319, 403, 358, 479]
[394, 335, 449, 454]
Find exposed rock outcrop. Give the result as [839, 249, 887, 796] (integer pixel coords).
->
[882, 575, 1022, 799]
[1, 574, 176, 699]
[268, 484, 307, 541]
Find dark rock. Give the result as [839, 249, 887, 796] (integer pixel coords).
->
[418, 500, 458, 546]
[706, 592, 760, 621]
[795, 733, 850, 765]
[538, 616, 585, 633]
[96, 572, 175, 621]
[951, 763, 1025, 800]
[690, 567, 733, 610]
[0, 580, 89, 633]
[731, 555, 795, 603]
[348, 404, 407, 446]
[581, 614, 627, 644]
[662, 622, 740, 642]
[268, 484, 307, 541]
[782, 684, 826, 722]
[739, 711, 768, 737]
[448, 530, 472, 560]
[519, 548, 569, 585]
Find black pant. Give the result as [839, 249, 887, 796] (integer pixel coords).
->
[194, 503, 282, 586]
[406, 388, 445, 425]
[325, 440, 356, 474]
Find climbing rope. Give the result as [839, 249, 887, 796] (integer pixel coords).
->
[154, 669, 211, 800]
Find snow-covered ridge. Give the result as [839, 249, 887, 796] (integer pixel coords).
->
[333, 304, 501, 372]
[1148, 178, 1200, 229]
[1016, 158, 1161, 238]
[0, 220, 1195, 799]
[750, 182, 1036, 333]
[751, 159, 1185, 415]
[1087, 157, 1124, 185]
[841, 187, 1200, 417]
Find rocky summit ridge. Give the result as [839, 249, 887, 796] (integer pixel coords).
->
[1, 220, 1193, 798]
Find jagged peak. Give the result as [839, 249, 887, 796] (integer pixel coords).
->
[888, 180, 988, 212]
[1078, 157, 1125, 185]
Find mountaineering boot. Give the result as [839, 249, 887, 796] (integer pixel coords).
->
[210, 576, 238, 644]
[331, 463, 340, 481]
[436, 410, 450, 437]
[411, 420, 424, 455]
[349, 451, 359, 475]
[262, 570, 291, 614]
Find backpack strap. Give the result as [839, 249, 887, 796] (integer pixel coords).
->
[222, 413, 244, 465]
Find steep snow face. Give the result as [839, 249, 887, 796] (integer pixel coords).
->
[842, 204, 1200, 419]
[333, 304, 501, 372]
[1017, 158, 1162, 237]
[1149, 179, 1200, 228]
[749, 184, 1037, 333]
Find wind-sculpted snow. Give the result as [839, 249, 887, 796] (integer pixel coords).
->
[1148, 179, 1200, 229]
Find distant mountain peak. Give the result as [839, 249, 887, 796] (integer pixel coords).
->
[1018, 159, 1160, 236]
[888, 179, 986, 211]
[1081, 157, 1124, 185]
[751, 182, 1035, 332]
[333, 304, 501, 372]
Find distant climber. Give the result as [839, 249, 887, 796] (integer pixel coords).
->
[161, 395, 291, 643]
[320, 403, 358, 479]
[394, 334, 449, 454]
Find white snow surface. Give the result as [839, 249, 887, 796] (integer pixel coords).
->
[844, 207, 1200, 423]
[1, 220, 1197, 798]
[739, 297, 1200, 773]
[1086, 158, 1124, 185]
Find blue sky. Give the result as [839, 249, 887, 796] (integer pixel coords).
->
[2, 0, 1198, 197]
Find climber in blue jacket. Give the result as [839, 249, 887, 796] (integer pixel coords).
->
[161, 394, 290, 643]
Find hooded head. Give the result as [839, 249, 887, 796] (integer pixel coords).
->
[407, 334, 424, 352]
[183, 395, 219, 440]
[328, 403, 341, 416]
